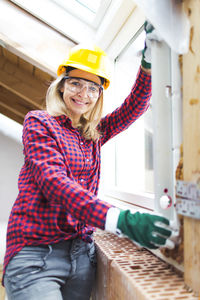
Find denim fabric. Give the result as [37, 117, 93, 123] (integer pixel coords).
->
[4, 239, 96, 300]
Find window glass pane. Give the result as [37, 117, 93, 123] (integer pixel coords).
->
[52, 0, 103, 24]
[107, 31, 154, 194]
[75, 0, 102, 13]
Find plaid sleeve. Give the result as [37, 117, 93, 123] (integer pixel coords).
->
[100, 67, 151, 145]
[22, 114, 111, 229]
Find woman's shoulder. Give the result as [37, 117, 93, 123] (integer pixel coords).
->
[24, 110, 55, 125]
[25, 110, 49, 119]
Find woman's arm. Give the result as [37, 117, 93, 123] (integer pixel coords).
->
[141, 65, 151, 74]
[99, 66, 151, 145]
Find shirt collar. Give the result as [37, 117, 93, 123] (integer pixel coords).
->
[54, 114, 72, 127]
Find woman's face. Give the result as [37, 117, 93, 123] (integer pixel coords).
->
[60, 69, 102, 123]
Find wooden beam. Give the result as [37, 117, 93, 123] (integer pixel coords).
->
[34, 67, 53, 82]
[18, 56, 34, 74]
[0, 85, 41, 115]
[0, 101, 24, 119]
[2, 47, 18, 65]
[0, 84, 39, 125]
[182, 0, 200, 294]
[0, 0, 74, 78]
[0, 32, 56, 78]
[0, 81, 43, 110]
[0, 54, 47, 108]
[0, 104, 24, 124]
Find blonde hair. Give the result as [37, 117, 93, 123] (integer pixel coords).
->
[46, 73, 103, 141]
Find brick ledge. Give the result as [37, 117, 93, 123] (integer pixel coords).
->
[92, 230, 199, 300]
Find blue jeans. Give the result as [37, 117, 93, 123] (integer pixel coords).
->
[4, 239, 96, 300]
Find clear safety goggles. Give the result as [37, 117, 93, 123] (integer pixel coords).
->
[63, 76, 103, 100]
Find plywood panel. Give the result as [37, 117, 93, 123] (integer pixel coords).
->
[182, 0, 200, 294]
[0, 265, 6, 300]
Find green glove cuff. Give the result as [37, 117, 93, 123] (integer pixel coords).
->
[141, 21, 155, 70]
[141, 58, 151, 69]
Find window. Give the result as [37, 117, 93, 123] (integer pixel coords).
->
[10, 0, 112, 42]
[101, 29, 154, 204]
[101, 27, 182, 217]
[51, 0, 112, 28]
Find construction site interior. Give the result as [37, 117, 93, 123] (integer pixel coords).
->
[0, 0, 200, 299]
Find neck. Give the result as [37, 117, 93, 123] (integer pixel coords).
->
[69, 115, 81, 128]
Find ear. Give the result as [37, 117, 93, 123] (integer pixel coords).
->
[60, 86, 64, 93]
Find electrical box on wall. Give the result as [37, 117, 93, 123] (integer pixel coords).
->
[176, 180, 200, 220]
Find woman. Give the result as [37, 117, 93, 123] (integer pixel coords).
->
[3, 39, 174, 299]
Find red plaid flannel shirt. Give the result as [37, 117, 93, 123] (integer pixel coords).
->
[3, 67, 151, 276]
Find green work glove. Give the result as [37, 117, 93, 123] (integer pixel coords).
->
[117, 210, 172, 249]
[141, 20, 162, 69]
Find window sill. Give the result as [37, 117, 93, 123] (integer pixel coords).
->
[101, 187, 154, 211]
[101, 192, 184, 273]
[93, 230, 198, 300]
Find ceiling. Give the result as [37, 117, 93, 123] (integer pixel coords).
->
[0, 45, 54, 124]
[0, 0, 75, 124]
[0, 0, 144, 125]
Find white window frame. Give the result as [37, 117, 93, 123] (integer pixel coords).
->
[101, 35, 182, 219]
[51, 0, 112, 29]
[9, 0, 142, 56]
[9, 0, 94, 43]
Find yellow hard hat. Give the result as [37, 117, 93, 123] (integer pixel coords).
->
[57, 44, 111, 89]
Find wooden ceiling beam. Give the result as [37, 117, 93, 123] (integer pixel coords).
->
[0, 85, 42, 114]
[0, 102, 24, 124]
[0, 32, 57, 78]
[0, 101, 24, 119]
[0, 84, 43, 124]
[0, 81, 43, 110]
[0, 54, 48, 108]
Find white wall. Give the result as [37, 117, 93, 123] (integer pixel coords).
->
[0, 114, 23, 265]
[0, 114, 23, 223]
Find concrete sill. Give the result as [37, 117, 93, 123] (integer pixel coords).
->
[92, 230, 199, 300]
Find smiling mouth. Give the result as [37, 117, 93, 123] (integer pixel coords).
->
[71, 98, 88, 106]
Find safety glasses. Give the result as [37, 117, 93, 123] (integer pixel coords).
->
[63, 76, 103, 100]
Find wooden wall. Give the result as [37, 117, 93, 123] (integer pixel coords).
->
[183, 0, 200, 294]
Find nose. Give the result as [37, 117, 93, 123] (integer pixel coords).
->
[77, 86, 88, 98]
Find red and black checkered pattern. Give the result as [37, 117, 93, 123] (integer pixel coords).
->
[3, 67, 151, 277]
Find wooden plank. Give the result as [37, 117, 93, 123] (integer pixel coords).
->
[0, 0, 74, 77]
[0, 266, 6, 300]
[0, 55, 46, 108]
[0, 45, 3, 56]
[0, 85, 40, 115]
[0, 32, 56, 77]
[34, 67, 53, 82]
[0, 80, 43, 110]
[2, 47, 18, 65]
[0, 104, 24, 124]
[19, 57, 34, 74]
[182, 0, 200, 294]
[0, 101, 24, 119]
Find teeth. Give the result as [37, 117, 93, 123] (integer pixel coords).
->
[72, 99, 86, 105]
